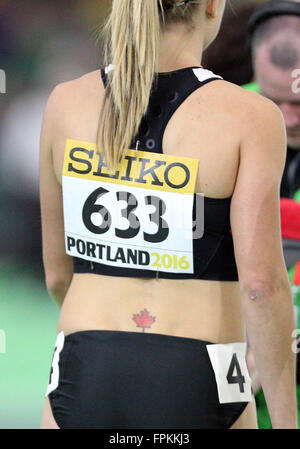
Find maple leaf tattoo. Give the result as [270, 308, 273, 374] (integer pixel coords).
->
[132, 309, 156, 332]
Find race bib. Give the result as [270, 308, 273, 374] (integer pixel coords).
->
[62, 139, 199, 274]
[206, 342, 252, 404]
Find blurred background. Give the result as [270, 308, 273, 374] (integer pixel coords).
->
[0, 0, 110, 429]
[0, 0, 299, 429]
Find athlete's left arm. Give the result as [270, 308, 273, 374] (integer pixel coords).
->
[39, 85, 74, 307]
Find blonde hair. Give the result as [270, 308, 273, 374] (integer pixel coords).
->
[97, 0, 202, 171]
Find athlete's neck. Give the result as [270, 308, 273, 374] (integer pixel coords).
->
[157, 26, 204, 73]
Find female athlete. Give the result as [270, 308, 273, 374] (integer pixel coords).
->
[39, 0, 297, 429]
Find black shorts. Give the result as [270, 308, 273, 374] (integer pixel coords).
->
[46, 330, 252, 429]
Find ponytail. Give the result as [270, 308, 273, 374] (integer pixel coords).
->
[97, 0, 163, 171]
[97, 0, 201, 171]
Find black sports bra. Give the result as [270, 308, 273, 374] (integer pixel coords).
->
[71, 65, 238, 281]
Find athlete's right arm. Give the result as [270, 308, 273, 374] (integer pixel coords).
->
[230, 94, 298, 429]
[39, 85, 74, 307]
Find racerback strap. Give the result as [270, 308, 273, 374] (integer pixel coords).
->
[100, 65, 223, 154]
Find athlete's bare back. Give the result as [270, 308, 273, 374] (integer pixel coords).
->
[40, 67, 286, 429]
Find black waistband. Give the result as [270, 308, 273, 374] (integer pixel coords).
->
[62, 329, 214, 347]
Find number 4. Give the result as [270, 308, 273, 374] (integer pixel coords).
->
[226, 353, 245, 393]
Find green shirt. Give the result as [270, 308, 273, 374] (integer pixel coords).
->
[243, 81, 260, 93]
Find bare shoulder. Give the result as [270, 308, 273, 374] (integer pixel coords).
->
[43, 70, 104, 123]
[200, 79, 287, 150]
[216, 80, 285, 131]
[214, 81, 287, 176]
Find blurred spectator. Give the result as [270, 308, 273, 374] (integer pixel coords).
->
[247, 0, 300, 198]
